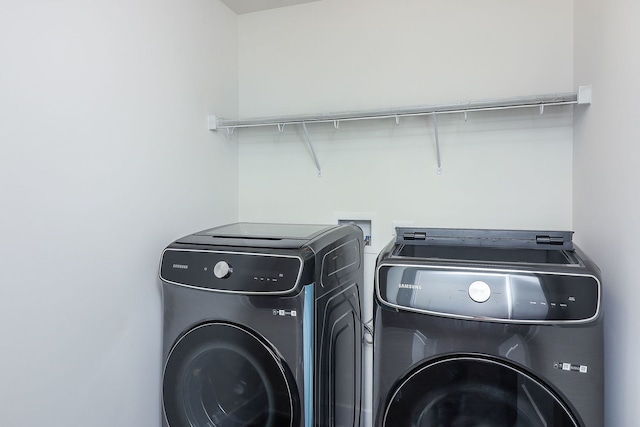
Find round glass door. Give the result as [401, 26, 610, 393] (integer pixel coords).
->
[163, 322, 298, 427]
[383, 355, 579, 427]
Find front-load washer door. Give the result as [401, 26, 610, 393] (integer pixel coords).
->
[163, 322, 299, 427]
[383, 355, 580, 427]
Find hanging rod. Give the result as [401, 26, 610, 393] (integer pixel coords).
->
[208, 88, 591, 131]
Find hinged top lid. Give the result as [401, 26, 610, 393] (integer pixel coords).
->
[397, 228, 574, 251]
[176, 222, 337, 249]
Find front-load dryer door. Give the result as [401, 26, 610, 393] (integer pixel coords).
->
[163, 322, 299, 427]
[383, 355, 580, 427]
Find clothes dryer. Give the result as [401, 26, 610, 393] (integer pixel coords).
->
[373, 228, 603, 427]
[160, 222, 364, 427]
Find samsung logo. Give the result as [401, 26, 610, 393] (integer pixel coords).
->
[399, 283, 421, 290]
[172, 264, 189, 270]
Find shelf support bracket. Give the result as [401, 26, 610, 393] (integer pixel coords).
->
[207, 115, 218, 130]
[301, 122, 322, 176]
[433, 113, 442, 174]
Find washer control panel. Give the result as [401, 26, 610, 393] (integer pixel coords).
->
[160, 249, 302, 294]
[377, 265, 600, 322]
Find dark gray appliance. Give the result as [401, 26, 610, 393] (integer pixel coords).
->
[373, 228, 603, 427]
[159, 222, 364, 427]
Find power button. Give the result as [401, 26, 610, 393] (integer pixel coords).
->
[213, 261, 232, 279]
[469, 280, 491, 303]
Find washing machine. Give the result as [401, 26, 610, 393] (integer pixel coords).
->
[159, 222, 364, 427]
[373, 228, 603, 427]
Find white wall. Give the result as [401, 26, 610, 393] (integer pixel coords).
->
[236, 0, 575, 424]
[574, 1, 640, 425]
[0, 1, 238, 425]
[237, 0, 575, 244]
[238, 0, 574, 117]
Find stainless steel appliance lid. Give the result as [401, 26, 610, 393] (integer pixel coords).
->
[174, 222, 338, 249]
[199, 222, 333, 240]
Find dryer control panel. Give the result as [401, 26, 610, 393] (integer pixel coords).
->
[376, 265, 600, 324]
[160, 249, 303, 294]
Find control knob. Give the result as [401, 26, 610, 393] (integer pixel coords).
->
[213, 261, 232, 279]
[468, 280, 491, 303]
